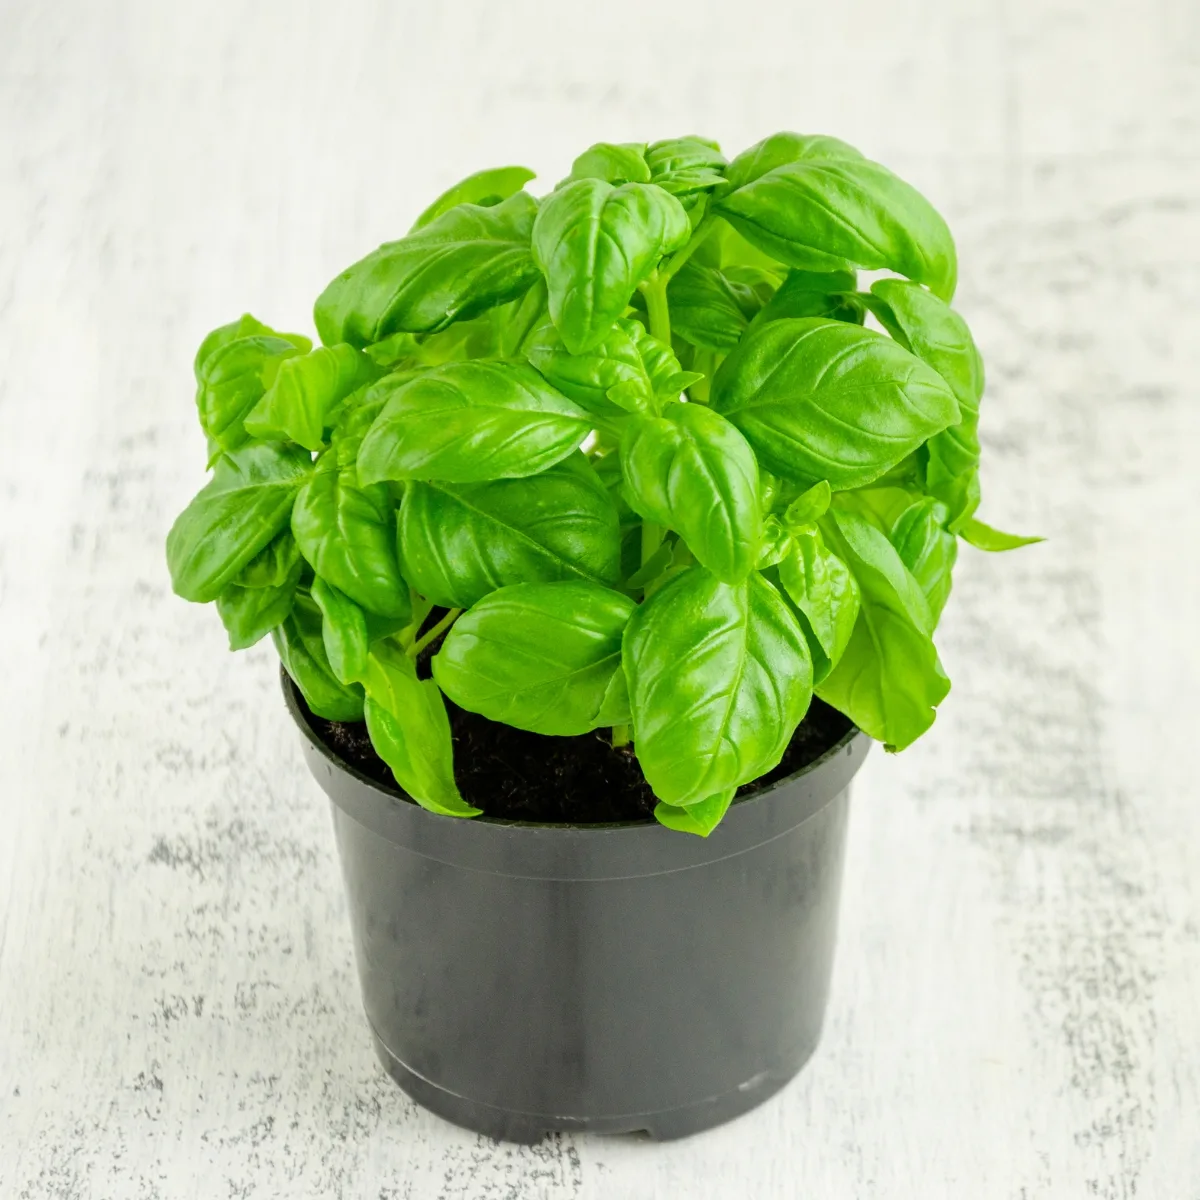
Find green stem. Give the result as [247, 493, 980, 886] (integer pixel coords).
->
[660, 213, 719, 283]
[611, 724, 631, 749]
[407, 607, 462, 658]
[641, 275, 671, 346]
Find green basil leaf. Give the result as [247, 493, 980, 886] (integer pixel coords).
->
[243, 343, 378, 451]
[645, 136, 727, 196]
[356, 361, 591, 484]
[166, 442, 313, 603]
[722, 132, 864, 192]
[623, 318, 691, 400]
[196, 335, 306, 451]
[889, 498, 957, 624]
[311, 576, 370, 685]
[495, 277, 551, 358]
[314, 192, 540, 347]
[291, 458, 410, 618]
[868, 279, 985, 527]
[273, 592, 365, 721]
[398, 453, 622, 608]
[362, 641, 478, 817]
[755, 515, 792, 570]
[432, 581, 636, 736]
[567, 142, 651, 185]
[532, 179, 690, 354]
[751, 267, 862, 327]
[710, 317, 960, 490]
[525, 320, 654, 419]
[816, 508, 948, 749]
[216, 551, 303, 651]
[624, 567, 812, 804]
[783, 480, 832, 528]
[620, 403, 762, 583]
[716, 154, 957, 300]
[234, 528, 302, 589]
[194, 314, 311, 382]
[363, 331, 423, 368]
[666, 262, 749, 350]
[777, 526, 860, 680]
[959, 518, 1045, 552]
[653, 789, 736, 837]
[409, 165, 536, 231]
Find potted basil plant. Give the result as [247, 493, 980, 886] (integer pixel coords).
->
[167, 132, 1037, 1143]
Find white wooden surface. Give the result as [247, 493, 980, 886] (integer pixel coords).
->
[2, 1, 1198, 1196]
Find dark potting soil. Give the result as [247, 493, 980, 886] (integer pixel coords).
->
[297, 662, 855, 824]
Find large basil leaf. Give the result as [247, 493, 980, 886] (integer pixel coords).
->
[243, 344, 378, 451]
[667, 262, 749, 350]
[273, 593, 365, 721]
[777, 526, 860, 681]
[623, 567, 812, 805]
[722, 132, 864, 192]
[356, 361, 591, 484]
[194, 314, 310, 383]
[567, 142, 651, 185]
[361, 641, 478, 817]
[869, 279, 984, 527]
[409, 165, 535, 231]
[398, 453, 622, 608]
[166, 442, 313, 603]
[620, 403, 762, 583]
[215, 549, 303, 651]
[314, 192, 540, 347]
[710, 318, 960, 490]
[291, 458, 410, 618]
[532, 179, 690, 354]
[432, 582, 635, 736]
[196, 335, 306, 451]
[716, 154, 957, 300]
[889, 497, 957, 625]
[645, 136, 727, 196]
[816, 509, 949, 750]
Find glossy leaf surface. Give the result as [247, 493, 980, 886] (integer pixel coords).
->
[410, 165, 535, 231]
[273, 593, 366, 721]
[777, 525, 860, 680]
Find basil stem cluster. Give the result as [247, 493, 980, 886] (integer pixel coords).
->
[166, 132, 1038, 836]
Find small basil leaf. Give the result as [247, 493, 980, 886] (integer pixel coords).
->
[868, 279, 985, 528]
[397, 453, 622, 609]
[273, 592, 365, 721]
[532, 179, 690, 354]
[361, 641, 478, 817]
[311, 576, 370, 685]
[194, 314, 311, 382]
[890, 498, 957, 624]
[166, 442, 313, 603]
[357, 361, 591, 484]
[216, 551, 303, 651]
[432, 581, 636, 736]
[243, 343, 379, 451]
[314, 192, 541, 347]
[291, 458, 410, 618]
[783, 480, 832, 528]
[710, 317, 960, 490]
[495, 277, 551, 358]
[196, 335, 306, 451]
[777, 526, 860, 679]
[620, 404, 762, 583]
[667, 262, 749, 350]
[645, 136, 728, 197]
[624, 567, 812, 805]
[959, 518, 1045, 552]
[653, 789, 736, 837]
[751, 267, 862, 327]
[755, 515, 792, 570]
[716, 154, 957, 300]
[816, 509, 948, 749]
[234, 528, 302, 589]
[409, 165, 536, 231]
[567, 142, 651, 185]
[722, 132, 864, 192]
[525, 321, 654, 419]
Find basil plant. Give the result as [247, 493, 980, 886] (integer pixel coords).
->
[167, 133, 1036, 836]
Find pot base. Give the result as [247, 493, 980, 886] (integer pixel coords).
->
[370, 1024, 818, 1143]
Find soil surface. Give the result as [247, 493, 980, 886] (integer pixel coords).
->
[298, 668, 855, 824]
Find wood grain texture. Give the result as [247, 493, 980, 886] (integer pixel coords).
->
[1, 1, 1198, 1196]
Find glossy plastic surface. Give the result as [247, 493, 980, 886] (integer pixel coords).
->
[283, 671, 869, 1143]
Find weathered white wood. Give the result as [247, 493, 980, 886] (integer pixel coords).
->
[2, 1, 1198, 1195]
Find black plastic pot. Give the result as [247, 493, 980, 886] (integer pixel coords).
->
[283, 671, 870, 1143]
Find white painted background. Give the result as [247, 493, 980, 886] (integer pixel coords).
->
[2, 1, 1198, 1196]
